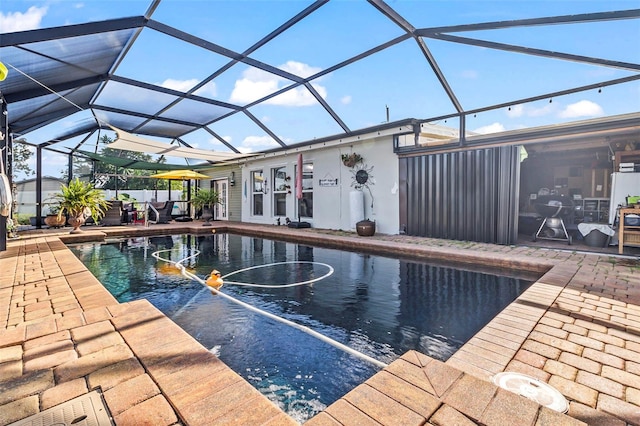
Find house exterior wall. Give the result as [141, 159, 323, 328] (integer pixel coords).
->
[198, 165, 242, 222]
[239, 136, 400, 234]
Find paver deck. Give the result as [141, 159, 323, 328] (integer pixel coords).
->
[1, 222, 639, 425]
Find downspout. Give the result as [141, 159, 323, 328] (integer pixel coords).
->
[459, 114, 466, 146]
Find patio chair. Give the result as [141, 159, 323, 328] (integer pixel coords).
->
[148, 201, 174, 224]
[101, 200, 127, 226]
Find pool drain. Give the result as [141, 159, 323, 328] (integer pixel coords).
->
[492, 372, 568, 413]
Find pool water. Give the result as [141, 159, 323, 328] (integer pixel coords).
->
[70, 234, 534, 423]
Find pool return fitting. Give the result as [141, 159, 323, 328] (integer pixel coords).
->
[152, 249, 389, 369]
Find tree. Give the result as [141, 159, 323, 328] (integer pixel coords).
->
[60, 155, 92, 182]
[90, 135, 179, 190]
[11, 139, 34, 179]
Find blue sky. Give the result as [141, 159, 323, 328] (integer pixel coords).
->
[2, 0, 640, 178]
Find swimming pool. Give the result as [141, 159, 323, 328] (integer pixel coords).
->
[70, 233, 534, 422]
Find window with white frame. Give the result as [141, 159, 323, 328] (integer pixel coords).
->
[251, 170, 264, 216]
[272, 166, 289, 217]
[298, 162, 313, 218]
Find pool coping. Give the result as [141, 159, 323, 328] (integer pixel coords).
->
[1, 222, 639, 425]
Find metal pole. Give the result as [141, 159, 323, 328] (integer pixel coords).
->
[35, 146, 42, 228]
[68, 152, 73, 181]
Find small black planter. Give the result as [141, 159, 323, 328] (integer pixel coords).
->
[29, 217, 46, 227]
[356, 219, 376, 236]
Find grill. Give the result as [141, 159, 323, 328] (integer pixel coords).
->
[533, 195, 574, 245]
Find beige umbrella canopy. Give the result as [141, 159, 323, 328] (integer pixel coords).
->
[108, 126, 249, 163]
[150, 170, 209, 180]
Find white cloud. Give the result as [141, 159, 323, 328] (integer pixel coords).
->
[237, 135, 288, 153]
[231, 77, 278, 104]
[193, 82, 217, 98]
[473, 122, 505, 134]
[502, 103, 557, 119]
[506, 104, 524, 118]
[281, 61, 321, 78]
[229, 61, 326, 106]
[341, 95, 352, 105]
[159, 79, 217, 97]
[242, 135, 280, 147]
[558, 100, 604, 118]
[207, 136, 230, 147]
[160, 78, 197, 92]
[527, 103, 555, 117]
[268, 83, 326, 106]
[0, 6, 48, 32]
[74, 3, 85, 9]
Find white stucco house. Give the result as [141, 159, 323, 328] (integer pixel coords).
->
[239, 132, 398, 234]
[237, 122, 459, 235]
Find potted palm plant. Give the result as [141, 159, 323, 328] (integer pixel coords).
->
[52, 178, 110, 233]
[191, 188, 219, 226]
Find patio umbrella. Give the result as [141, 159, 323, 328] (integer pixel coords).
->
[296, 153, 303, 201]
[150, 170, 209, 220]
[0, 61, 7, 81]
[150, 170, 209, 180]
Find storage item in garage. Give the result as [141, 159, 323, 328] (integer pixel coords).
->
[584, 230, 609, 247]
[620, 163, 635, 172]
[625, 214, 640, 226]
[626, 195, 640, 205]
[578, 223, 614, 247]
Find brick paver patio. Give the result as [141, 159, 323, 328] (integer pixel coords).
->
[0, 223, 639, 425]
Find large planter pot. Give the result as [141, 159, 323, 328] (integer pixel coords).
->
[67, 215, 86, 234]
[201, 206, 213, 226]
[44, 215, 66, 228]
[356, 219, 376, 237]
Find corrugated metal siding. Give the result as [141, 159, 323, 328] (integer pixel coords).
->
[399, 146, 520, 245]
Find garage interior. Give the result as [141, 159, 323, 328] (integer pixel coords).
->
[518, 128, 640, 251]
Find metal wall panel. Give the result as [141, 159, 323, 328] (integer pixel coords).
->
[399, 146, 520, 245]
